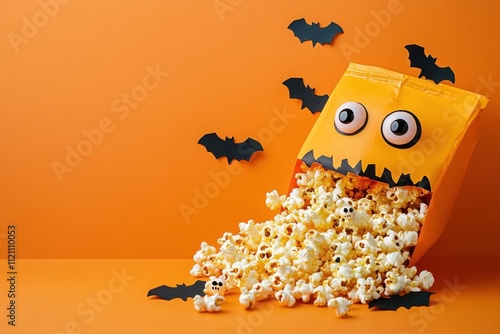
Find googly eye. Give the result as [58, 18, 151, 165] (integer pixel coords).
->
[334, 102, 368, 135]
[381, 110, 421, 149]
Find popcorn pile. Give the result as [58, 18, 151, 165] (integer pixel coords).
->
[190, 162, 435, 317]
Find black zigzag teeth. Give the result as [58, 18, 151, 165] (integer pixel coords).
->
[301, 150, 431, 192]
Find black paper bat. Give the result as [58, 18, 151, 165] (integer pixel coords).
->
[283, 77, 328, 114]
[288, 18, 343, 47]
[147, 280, 206, 301]
[198, 133, 263, 164]
[405, 44, 455, 84]
[368, 291, 435, 310]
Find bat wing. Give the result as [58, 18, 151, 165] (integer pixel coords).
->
[147, 280, 206, 302]
[405, 44, 428, 69]
[198, 133, 229, 160]
[283, 78, 309, 101]
[316, 21, 343, 45]
[368, 291, 435, 310]
[235, 137, 264, 162]
[288, 18, 313, 43]
[283, 78, 329, 113]
[421, 65, 455, 84]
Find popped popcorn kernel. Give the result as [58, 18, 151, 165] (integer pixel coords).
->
[283, 188, 306, 211]
[414, 270, 435, 290]
[193, 242, 217, 264]
[383, 271, 409, 296]
[190, 162, 434, 316]
[313, 282, 333, 307]
[266, 190, 286, 210]
[239, 287, 256, 309]
[201, 262, 220, 277]
[193, 294, 225, 312]
[251, 278, 273, 301]
[190, 263, 203, 277]
[355, 277, 380, 304]
[292, 279, 315, 303]
[275, 283, 296, 307]
[328, 297, 353, 317]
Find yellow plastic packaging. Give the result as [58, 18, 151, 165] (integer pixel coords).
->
[288, 63, 488, 265]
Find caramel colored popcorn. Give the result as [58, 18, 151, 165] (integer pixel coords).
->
[191, 162, 434, 317]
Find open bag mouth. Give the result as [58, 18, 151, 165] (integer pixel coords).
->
[301, 150, 432, 192]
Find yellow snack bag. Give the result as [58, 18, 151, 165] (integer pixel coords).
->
[289, 63, 488, 265]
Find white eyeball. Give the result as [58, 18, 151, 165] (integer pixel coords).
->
[334, 102, 368, 135]
[381, 111, 421, 149]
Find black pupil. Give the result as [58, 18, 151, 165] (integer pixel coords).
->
[390, 119, 408, 135]
[218, 282, 223, 286]
[335, 257, 341, 263]
[339, 109, 354, 124]
[212, 281, 217, 285]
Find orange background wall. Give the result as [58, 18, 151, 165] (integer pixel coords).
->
[1, 0, 499, 259]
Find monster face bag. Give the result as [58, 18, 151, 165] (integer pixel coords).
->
[164, 62, 488, 312]
[289, 63, 488, 265]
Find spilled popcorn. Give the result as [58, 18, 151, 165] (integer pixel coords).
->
[190, 162, 435, 317]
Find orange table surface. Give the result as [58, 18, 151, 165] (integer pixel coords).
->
[2, 256, 499, 334]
